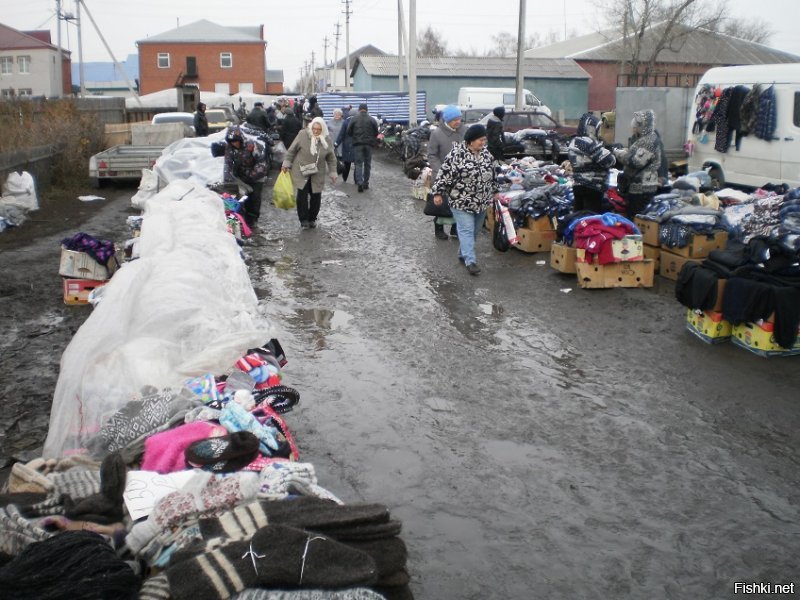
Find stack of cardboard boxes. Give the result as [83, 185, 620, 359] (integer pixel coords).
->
[59, 248, 117, 305]
[514, 215, 557, 254]
[570, 234, 654, 289]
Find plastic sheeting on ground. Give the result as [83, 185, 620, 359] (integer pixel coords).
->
[44, 180, 273, 458]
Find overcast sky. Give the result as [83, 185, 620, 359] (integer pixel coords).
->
[5, 0, 800, 89]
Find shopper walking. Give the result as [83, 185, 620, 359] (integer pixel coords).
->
[335, 112, 355, 183]
[431, 124, 497, 276]
[279, 107, 302, 149]
[281, 117, 338, 230]
[613, 109, 662, 220]
[346, 103, 380, 192]
[246, 102, 270, 132]
[428, 104, 466, 240]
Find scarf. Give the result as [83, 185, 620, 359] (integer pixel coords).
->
[308, 117, 329, 156]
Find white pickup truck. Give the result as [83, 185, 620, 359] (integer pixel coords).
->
[88, 145, 165, 187]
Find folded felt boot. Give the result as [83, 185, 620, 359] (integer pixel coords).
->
[199, 497, 390, 541]
[347, 537, 408, 584]
[165, 524, 378, 600]
[321, 519, 404, 542]
[185, 431, 261, 472]
[8, 463, 53, 494]
[63, 452, 127, 524]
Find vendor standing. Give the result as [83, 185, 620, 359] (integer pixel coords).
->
[221, 125, 268, 228]
[486, 106, 506, 162]
[613, 109, 662, 220]
[427, 104, 466, 240]
[568, 112, 616, 214]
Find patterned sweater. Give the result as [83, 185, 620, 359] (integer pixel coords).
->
[431, 143, 497, 213]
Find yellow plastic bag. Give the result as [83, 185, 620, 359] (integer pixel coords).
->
[272, 171, 296, 210]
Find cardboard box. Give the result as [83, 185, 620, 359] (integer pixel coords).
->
[576, 235, 644, 264]
[731, 321, 800, 357]
[550, 242, 577, 274]
[659, 249, 701, 281]
[661, 230, 728, 258]
[526, 215, 556, 232]
[514, 227, 556, 253]
[576, 259, 655, 289]
[59, 248, 116, 281]
[63, 278, 108, 305]
[634, 217, 660, 246]
[643, 244, 661, 272]
[485, 207, 495, 231]
[686, 309, 732, 344]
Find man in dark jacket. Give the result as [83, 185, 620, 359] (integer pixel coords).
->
[486, 106, 506, 161]
[246, 102, 271, 132]
[279, 107, 302, 149]
[346, 103, 379, 192]
[193, 102, 209, 137]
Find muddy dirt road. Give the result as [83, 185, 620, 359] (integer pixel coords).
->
[1, 155, 799, 599]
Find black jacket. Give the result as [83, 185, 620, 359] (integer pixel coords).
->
[194, 111, 209, 137]
[346, 112, 379, 147]
[279, 113, 302, 148]
[246, 107, 270, 132]
[486, 114, 505, 160]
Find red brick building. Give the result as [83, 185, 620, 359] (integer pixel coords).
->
[526, 23, 800, 113]
[137, 20, 267, 95]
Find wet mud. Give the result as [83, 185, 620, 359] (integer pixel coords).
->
[1, 156, 799, 599]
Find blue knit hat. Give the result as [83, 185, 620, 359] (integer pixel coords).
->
[441, 105, 462, 123]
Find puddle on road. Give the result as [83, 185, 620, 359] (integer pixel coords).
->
[293, 308, 352, 330]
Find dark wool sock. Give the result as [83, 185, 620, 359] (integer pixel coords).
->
[0, 530, 140, 600]
[64, 452, 127, 524]
[347, 537, 408, 583]
[320, 519, 403, 542]
[199, 497, 390, 541]
[185, 431, 261, 472]
[166, 525, 377, 600]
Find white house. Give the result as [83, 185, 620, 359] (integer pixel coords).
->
[0, 23, 72, 98]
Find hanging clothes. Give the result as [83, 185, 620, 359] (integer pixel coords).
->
[713, 87, 733, 153]
[739, 83, 762, 139]
[726, 85, 751, 151]
[755, 85, 777, 141]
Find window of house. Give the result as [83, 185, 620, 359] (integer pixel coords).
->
[158, 53, 170, 68]
[238, 83, 253, 94]
[18, 88, 32, 96]
[0, 57, 12, 75]
[220, 52, 232, 68]
[17, 56, 31, 74]
[2, 88, 14, 98]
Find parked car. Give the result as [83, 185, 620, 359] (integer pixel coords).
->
[151, 111, 196, 135]
[205, 108, 238, 133]
[479, 110, 577, 161]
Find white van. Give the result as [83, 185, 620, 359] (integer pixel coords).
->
[687, 64, 800, 188]
[457, 87, 551, 115]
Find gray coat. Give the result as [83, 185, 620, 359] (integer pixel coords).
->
[282, 129, 338, 193]
[427, 122, 466, 180]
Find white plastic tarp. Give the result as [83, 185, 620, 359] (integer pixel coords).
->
[44, 180, 273, 458]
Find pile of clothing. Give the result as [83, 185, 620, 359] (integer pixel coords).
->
[567, 213, 639, 264]
[635, 193, 725, 250]
[495, 159, 574, 229]
[675, 236, 800, 349]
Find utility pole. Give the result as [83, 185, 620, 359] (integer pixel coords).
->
[408, 0, 416, 125]
[333, 21, 341, 91]
[56, 0, 63, 97]
[342, 0, 352, 91]
[323, 36, 330, 91]
[311, 50, 316, 93]
[78, 0, 141, 106]
[397, 0, 405, 92]
[75, 0, 85, 95]
[515, 0, 526, 110]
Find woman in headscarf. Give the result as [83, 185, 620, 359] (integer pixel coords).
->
[568, 112, 616, 214]
[613, 109, 662, 220]
[281, 116, 338, 229]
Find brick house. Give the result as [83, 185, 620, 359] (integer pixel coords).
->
[0, 23, 72, 98]
[137, 20, 267, 96]
[525, 23, 800, 112]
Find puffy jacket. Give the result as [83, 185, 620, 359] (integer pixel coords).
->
[427, 121, 466, 179]
[335, 116, 355, 163]
[346, 112, 379, 147]
[614, 110, 661, 196]
[486, 114, 505, 161]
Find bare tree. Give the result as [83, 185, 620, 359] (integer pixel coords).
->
[716, 17, 773, 44]
[607, 0, 728, 86]
[418, 26, 448, 57]
[485, 30, 566, 56]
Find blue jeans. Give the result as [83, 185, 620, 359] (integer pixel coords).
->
[451, 208, 487, 266]
[353, 145, 373, 185]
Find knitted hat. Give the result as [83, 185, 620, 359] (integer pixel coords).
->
[493, 106, 506, 118]
[441, 105, 462, 123]
[185, 431, 261, 473]
[165, 524, 377, 599]
[358, 103, 368, 111]
[464, 124, 487, 143]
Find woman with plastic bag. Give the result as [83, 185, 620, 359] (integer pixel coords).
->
[281, 117, 338, 230]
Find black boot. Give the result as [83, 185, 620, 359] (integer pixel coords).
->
[434, 222, 448, 240]
[450, 224, 458, 238]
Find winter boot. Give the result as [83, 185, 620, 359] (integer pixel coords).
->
[434, 222, 449, 240]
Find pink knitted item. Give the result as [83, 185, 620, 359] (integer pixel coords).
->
[141, 421, 227, 474]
